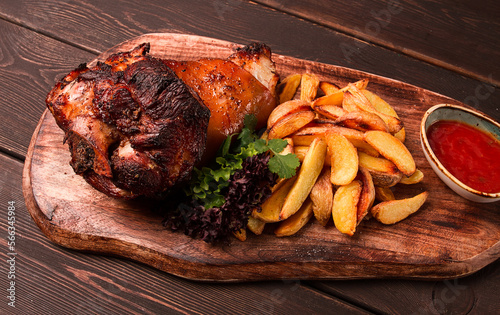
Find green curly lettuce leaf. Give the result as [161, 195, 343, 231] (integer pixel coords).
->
[184, 115, 299, 209]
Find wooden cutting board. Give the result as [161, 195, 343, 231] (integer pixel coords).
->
[23, 33, 500, 282]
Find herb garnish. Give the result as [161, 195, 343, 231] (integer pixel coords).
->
[164, 115, 300, 243]
[185, 114, 299, 210]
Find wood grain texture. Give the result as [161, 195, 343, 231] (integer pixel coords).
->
[23, 33, 500, 282]
[0, 19, 96, 158]
[2, 1, 497, 313]
[0, 0, 498, 124]
[312, 259, 500, 314]
[0, 0, 497, 313]
[2, 154, 367, 315]
[255, 0, 500, 87]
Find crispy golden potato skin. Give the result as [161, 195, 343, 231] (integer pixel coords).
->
[253, 176, 297, 223]
[332, 180, 362, 236]
[267, 100, 310, 128]
[278, 74, 302, 104]
[268, 110, 315, 139]
[275, 199, 314, 237]
[326, 132, 358, 186]
[357, 167, 375, 223]
[247, 217, 266, 235]
[236, 75, 427, 240]
[280, 138, 327, 220]
[364, 131, 416, 176]
[310, 167, 333, 226]
[300, 73, 320, 102]
[371, 192, 429, 224]
[358, 152, 403, 187]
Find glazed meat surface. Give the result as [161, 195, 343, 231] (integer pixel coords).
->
[46, 42, 278, 199]
[46, 43, 210, 198]
[165, 42, 278, 162]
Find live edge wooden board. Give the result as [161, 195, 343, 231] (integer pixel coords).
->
[23, 33, 500, 282]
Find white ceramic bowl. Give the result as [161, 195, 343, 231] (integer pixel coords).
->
[420, 104, 500, 203]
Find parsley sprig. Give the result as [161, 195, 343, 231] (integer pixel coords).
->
[185, 115, 300, 209]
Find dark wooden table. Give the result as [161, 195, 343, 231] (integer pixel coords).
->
[1, 1, 499, 313]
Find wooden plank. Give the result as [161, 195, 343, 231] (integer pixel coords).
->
[311, 259, 500, 314]
[0, 0, 498, 123]
[23, 34, 500, 283]
[0, 0, 495, 312]
[255, 0, 500, 86]
[0, 153, 369, 314]
[0, 19, 96, 158]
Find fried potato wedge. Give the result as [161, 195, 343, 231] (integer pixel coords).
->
[281, 137, 295, 155]
[361, 89, 406, 142]
[364, 130, 416, 176]
[290, 134, 319, 146]
[275, 199, 314, 237]
[344, 85, 403, 134]
[312, 78, 369, 106]
[296, 121, 365, 141]
[270, 178, 288, 193]
[312, 103, 348, 120]
[342, 88, 369, 113]
[294, 145, 332, 166]
[253, 176, 297, 223]
[310, 167, 333, 226]
[339, 78, 369, 93]
[347, 138, 379, 157]
[332, 180, 362, 236]
[293, 145, 310, 163]
[392, 127, 406, 143]
[335, 111, 389, 132]
[278, 73, 302, 104]
[293, 123, 379, 157]
[300, 73, 320, 102]
[280, 138, 327, 220]
[357, 167, 375, 223]
[267, 99, 311, 129]
[268, 110, 315, 139]
[399, 169, 424, 185]
[374, 186, 395, 202]
[319, 81, 340, 95]
[358, 151, 403, 187]
[311, 91, 344, 107]
[326, 132, 358, 186]
[247, 216, 266, 235]
[371, 191, 429, 224]
[361, 89, 398, 117]
[233, 229, 247, 241]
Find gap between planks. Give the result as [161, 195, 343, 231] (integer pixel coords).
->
[251, 0, 499, 88]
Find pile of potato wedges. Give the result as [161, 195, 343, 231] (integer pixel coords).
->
[239, 73, 428, 240]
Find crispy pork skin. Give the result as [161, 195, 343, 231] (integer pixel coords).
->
[228, 42, 279, 94]
[46, 43, 210, 198]
[165, 43, 279, 162]
[46, 42, 279, 199]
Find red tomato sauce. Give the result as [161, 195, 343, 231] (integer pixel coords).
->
[427, 120, 500, 193]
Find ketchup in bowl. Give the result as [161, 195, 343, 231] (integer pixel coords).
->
[426, 120, 500, 193]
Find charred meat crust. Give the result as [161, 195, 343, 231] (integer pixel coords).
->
[228, 42, 279, 95]
[231, 42, 272, 61]
[46, 41, 279, 200]
[165, 43, 279, 163]
[46, 43, 210, 198]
